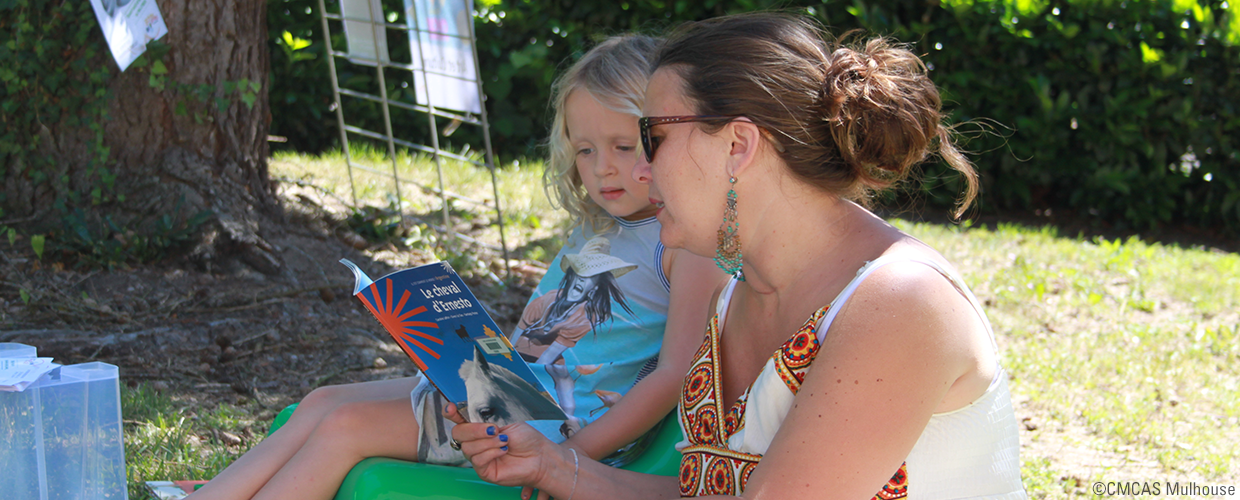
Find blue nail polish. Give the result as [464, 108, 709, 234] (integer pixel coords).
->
[499, 434, 509, 442]
[486, 426, 496, 436]
[501, 446, 509, 452]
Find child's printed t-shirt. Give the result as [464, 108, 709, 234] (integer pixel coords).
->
[412, 216, 670, 465]
[517, 216, 670, 441]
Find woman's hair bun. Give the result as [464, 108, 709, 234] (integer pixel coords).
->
[819, 37, 942, 186]
[655, 13, 978, 218]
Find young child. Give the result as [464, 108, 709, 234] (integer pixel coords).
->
[188, 35, 722, 500]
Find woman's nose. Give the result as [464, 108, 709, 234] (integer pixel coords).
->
[632, 155, 652, 184]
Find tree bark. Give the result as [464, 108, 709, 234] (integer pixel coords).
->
[10, 0, 284, 274]
[109, 0, 271, 187]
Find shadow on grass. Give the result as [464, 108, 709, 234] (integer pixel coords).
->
[883, 206, 1239, 254]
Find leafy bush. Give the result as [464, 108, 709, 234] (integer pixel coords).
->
[908, 0, 1240, 230]
[269, 0, 339, 154]
[344, 198, 408, 244]
[55, 205, 214, 269]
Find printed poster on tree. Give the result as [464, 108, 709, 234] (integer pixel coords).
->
[89, 0, 168, 71]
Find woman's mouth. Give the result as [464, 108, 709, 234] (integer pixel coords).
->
[649, 198, 665, 215]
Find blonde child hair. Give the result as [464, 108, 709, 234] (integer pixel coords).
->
[544, 35, 661, 234]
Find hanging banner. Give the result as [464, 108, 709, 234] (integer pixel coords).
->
[340, 0, 391, 66]
[89, 0, 168, 72]
[405, 0, 482, 114]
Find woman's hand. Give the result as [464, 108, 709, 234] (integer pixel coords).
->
[521, 441, 587, 500]
[444, 404, 555, 490]
[445, 404, 678, 500]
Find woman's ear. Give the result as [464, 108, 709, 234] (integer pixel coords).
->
[726, 119, 765, 177]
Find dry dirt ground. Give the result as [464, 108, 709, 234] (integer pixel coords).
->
[0, 184, 547, 427]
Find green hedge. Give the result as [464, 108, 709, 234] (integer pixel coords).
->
[916, 0, 1240, 230]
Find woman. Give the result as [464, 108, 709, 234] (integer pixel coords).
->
[450, 13, 1026, 499]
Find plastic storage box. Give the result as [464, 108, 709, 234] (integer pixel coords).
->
[0, 342, 37, 358]
[0, 344, 128, 500]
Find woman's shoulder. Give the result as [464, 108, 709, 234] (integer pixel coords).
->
[825, 239, 979, 340]
[855, 237, 965, 289]
[848, 248, 967, 312]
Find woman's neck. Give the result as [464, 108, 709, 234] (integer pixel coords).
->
[737, 188, 890, 302]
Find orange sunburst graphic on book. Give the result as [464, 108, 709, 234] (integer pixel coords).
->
[358, 278, 443, 371]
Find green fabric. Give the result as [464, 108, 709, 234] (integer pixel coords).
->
[268, 403, 298, 434]
[267, 404, 683, 500]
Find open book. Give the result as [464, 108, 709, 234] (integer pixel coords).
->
[341, 259, 566, 423]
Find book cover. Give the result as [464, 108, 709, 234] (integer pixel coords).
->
[341, 259, 566, 424]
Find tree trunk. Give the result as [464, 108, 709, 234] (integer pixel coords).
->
[8, 0, 284, 274]
[116, 0, 282, 274]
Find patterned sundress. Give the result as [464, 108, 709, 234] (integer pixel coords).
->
[676, 256, 1027, 499]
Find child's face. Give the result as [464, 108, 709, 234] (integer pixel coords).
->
[565, 90, 658, 221]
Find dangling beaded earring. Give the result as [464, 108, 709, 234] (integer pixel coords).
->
[715, 177, 744, 281]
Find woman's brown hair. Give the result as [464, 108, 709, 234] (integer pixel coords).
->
[653, 13, 978, 217]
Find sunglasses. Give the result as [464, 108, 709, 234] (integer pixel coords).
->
[638, 115, 740, 163]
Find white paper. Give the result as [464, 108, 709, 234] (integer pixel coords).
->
[405, 0, 482, 113]
[89, 0, 168, 71]
[0, 357, 61, 392]
[341, 0, 392, 66]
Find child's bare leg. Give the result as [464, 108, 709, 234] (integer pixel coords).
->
[189, 377, 419, 500]
[251, 396, 422, 500]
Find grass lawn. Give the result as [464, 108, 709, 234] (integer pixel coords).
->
[122, 150, 1238, 499]
[268, 144, 571, 260]
[898, 220, 1238, 496]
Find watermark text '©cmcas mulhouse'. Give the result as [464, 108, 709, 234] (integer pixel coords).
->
[1091, 481, 1236, 497]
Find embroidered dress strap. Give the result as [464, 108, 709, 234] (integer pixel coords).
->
[814, 255, 999, 353]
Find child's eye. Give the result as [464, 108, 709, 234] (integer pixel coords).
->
[616, 145, 635, 152]
[576, 148, 595, 156]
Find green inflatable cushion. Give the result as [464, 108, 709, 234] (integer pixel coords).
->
[267, 404, 683, 500]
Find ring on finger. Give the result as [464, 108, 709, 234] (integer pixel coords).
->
[450, 438, 462, 451]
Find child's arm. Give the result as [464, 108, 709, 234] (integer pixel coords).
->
[563, 248, 725, 460]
